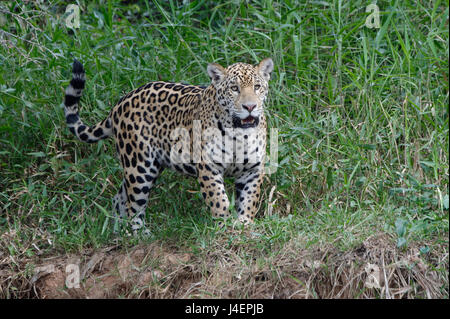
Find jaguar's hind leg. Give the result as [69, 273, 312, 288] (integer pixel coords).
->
[112, 181, 127, 216]
[119, 150, 163, 234]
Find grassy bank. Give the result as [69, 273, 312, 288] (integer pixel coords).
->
[0, 0, 448, 298]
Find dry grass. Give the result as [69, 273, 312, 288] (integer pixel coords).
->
[1, 231, 447, 299]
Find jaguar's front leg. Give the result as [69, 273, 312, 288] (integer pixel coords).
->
[235, 168, 264, 225]
[197, 163, 230, 220]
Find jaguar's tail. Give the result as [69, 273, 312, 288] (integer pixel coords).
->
[64, 59, 112, 143]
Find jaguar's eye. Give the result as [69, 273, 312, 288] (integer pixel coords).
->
[254, 84, 261, 91]
[231, 85, 239, 92]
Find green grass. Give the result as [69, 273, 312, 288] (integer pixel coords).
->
[0, 0, 448, 284]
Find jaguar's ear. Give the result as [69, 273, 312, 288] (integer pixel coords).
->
[207, 63, 226, 84]
[256, 58, 274, 81]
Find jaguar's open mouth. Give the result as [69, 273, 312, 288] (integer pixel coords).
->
[242, 116, 256, 125]
[233, 115, 259, 128]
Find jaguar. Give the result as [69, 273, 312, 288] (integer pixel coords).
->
[64, 58, 273, 232]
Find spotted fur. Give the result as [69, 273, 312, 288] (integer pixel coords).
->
[63, 58, 273, 232]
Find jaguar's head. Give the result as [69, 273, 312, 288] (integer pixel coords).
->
[207, 58, 273, 129]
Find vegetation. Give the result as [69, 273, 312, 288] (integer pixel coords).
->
[0, 0, 448, 298]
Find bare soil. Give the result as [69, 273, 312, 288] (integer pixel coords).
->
[0, 233, 448, 299]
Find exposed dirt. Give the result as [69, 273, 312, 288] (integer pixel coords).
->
[0, 233, 448, 299]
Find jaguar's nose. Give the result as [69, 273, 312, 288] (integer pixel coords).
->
[242, 103, 256, 113]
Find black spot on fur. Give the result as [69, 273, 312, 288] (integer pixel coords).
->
[94, 127, 103, 137]
[136, 199, 146, 206]
[136, 176, 145, 183]
[77, 125, 86, 134]
[183, 164, 196, 176]
[126, 144, 132, 155]
[137, 166, 146, 174]
[79, 133, 88, 141]
[65, 95, 80, 107]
